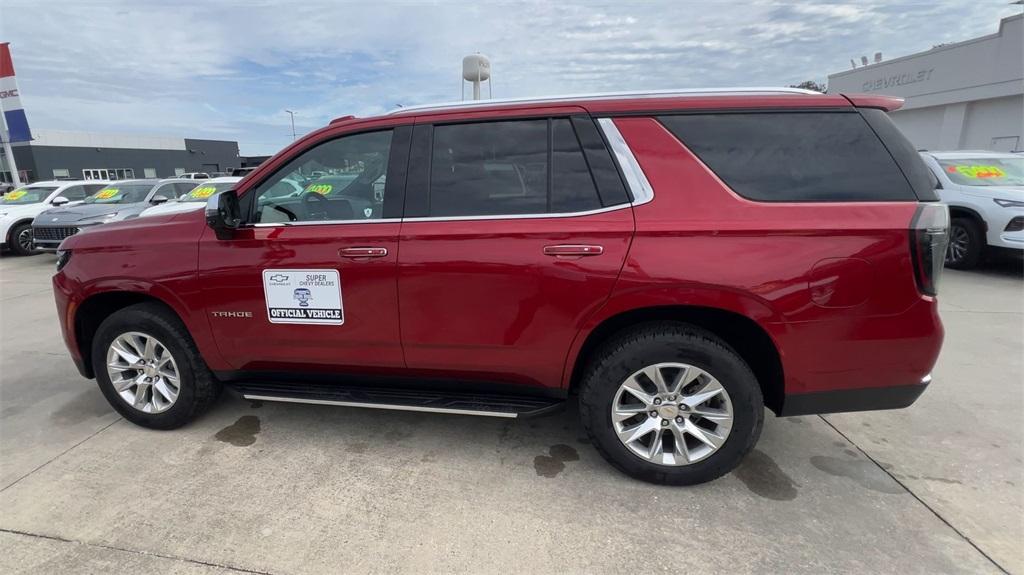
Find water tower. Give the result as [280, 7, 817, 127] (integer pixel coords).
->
[462, 54, 491, 100]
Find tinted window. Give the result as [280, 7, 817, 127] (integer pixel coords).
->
[430, 120, 547, 217]
[659, 112, 916, 202]
[252, 130, 393, 223]
[59, 185, 87, 201]
[552, 119, 601, 213]
[428, 119, 603, 217]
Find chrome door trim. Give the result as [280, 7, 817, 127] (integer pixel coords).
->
[597, 117, 654, 207]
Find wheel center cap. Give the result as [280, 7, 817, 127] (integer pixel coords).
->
[657, 404, 679, 419]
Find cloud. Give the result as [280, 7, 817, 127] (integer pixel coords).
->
[0, 0, 1018, 155]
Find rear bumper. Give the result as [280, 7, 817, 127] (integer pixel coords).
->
[779, 375, 931, 416]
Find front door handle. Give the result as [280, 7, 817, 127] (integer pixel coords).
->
[543, 244, 604, 257]
[340, 247, 388, 258]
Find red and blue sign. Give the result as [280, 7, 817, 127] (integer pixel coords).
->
[1, 43, 32, 143]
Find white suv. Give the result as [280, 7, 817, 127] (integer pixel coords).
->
[919, 151, 1024, 269]
[0, 180, 110, 255]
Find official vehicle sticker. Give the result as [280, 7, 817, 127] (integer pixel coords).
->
[262, 269, 344, 325]
[188, 186, 217, 199]
[94, 188, 120, 199]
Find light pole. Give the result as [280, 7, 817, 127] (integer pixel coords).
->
[285, 110, 297, 141]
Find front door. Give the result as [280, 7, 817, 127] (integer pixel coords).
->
[397, 116, 634, 388]
[199, 126, 410, 373]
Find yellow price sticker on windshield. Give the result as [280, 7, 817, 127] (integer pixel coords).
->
[95, 189, 120, 199]
[948, 165, 1005, 179]
[3, 191, 26, 201]
[189, 186, 217, 199]
[306, 184, 333, 195]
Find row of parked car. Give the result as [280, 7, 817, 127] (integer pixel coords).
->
[1, 151, 1020, 267]
[0, 177, 240, 255]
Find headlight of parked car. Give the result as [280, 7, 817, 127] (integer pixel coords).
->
[56, 249, 72, 272]
[993, 198, 1024, 208]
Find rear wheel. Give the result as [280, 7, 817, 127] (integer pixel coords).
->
[92, 303, 221, 429]
[9, 222, 36, 256]
[579, 322, 764, 485]
[946, 217, 984, 270]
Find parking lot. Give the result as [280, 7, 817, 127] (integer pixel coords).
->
[0, 252, 1020, 574]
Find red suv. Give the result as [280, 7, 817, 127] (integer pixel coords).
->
[53, 89, 948, 485]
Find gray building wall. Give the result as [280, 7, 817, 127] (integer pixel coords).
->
[828, 14, 1023, 151]
[2, 134, 240, 183]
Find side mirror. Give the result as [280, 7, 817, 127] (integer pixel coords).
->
[151, 194, 170, 205]
[51, 196, 70, 206]
[205, 191, 242, 240]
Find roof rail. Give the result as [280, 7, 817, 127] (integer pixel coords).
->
[387, 87, 820, 115]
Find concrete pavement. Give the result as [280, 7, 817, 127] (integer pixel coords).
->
[0, 253, 1020, 574]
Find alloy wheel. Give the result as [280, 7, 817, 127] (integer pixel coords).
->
[16, 227, 33, 253]
[946, 224, 969, 264]
[611, 362, 734, 466]
[106, 331, 181, 414]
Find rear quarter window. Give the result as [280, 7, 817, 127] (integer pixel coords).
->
[659, 112, 917, 202]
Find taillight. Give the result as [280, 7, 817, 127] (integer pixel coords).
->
[909, 203, 950, 297]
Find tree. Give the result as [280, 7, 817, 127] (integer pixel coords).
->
[790, 80, 826, 93]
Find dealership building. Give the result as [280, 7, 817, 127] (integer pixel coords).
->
[827, 13, 1022, 152]
[0, 129, 240, 183]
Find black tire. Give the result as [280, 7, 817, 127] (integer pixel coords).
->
[579, 322, 764, 485]
[8, 222, 37, 256]
[946, 217, 984, 270]
[92, 302, 221, 429]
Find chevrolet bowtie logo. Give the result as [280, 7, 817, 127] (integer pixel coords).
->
[269, 274, 288, 282]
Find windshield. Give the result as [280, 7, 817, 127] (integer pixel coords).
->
[1, 186, 59, 205]
[180, 181, 237, 203]
[937, 157, 1024, 187]
[84, 183, 153, 204]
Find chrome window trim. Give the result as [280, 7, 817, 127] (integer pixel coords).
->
[252, 218, 402, 227]
[597, 117, 654, 206]
[249, 204, 632, 227]
[401, 203, 629, 223]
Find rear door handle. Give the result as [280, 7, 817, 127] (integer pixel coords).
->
[543, 244, 604, 257]
[340, 247, 388, 258]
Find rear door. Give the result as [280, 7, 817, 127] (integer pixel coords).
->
[199, 126, 411, 372]
[397, 114, 634, 388]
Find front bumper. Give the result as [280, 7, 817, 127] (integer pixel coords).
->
[986, 211, 1024, 250]
[32, 224, 93, 252]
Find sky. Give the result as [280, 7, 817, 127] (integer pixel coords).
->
[1, 0, 1020, 155]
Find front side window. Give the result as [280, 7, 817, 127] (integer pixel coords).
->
[427, 118, 602, 217]
[252, 130, 393, 223]
[936, 157, 1024, 187]
[58, 185, 88, 201]
[84, 183, 153, 204]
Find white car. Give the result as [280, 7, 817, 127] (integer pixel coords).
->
[177, 172, 210, 180]
[0, 180, 109, 255]
[139, 177, 242, 218]
[919, 151, 1024, 269]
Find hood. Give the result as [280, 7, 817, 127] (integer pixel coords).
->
[0, 202, 51, 218]
[139, 201, 205, 218]
[959, 185, 1024, 198]
[36, 202, 148, 224]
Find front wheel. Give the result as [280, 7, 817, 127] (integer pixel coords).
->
[92, 303, 221, 429]
[579, 322, 764, 485]
[8, 222, 37, 256]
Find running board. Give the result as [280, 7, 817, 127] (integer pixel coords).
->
[231, 381, 564, 419]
